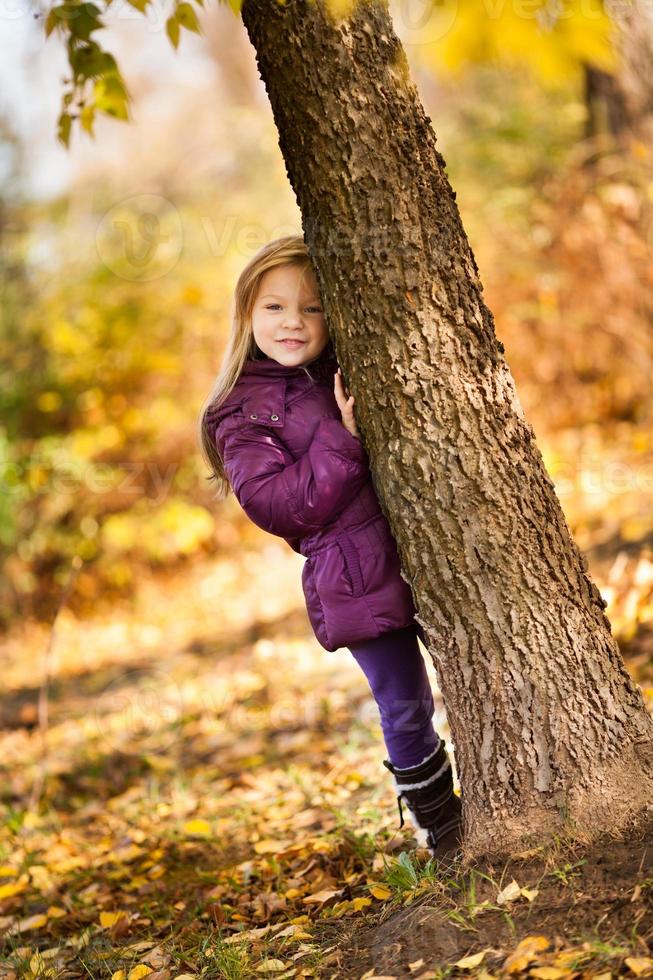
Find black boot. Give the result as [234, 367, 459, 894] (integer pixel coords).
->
[383, 738, 463, 860]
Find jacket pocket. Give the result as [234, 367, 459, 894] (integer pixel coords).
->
[336, 534, 365, 598]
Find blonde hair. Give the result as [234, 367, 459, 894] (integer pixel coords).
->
[198, 234, 331, 499]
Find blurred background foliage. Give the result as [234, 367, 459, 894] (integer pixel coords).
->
[1, 0, 653, 663]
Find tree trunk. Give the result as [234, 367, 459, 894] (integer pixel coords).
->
[239, 0, 653, 857]
[583, 63, 629, 145]
[587, 0, 653, 150]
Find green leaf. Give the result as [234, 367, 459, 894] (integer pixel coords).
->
[57, 111, 72, 148]
[45, 5, 68, 37]
[69, 2, 104, 40]
[176, 2, 201, 33]
[69, 41, 117, 80]
[166, 14, 180, 48]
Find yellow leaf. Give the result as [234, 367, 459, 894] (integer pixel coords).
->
[625, 957, 653, 976]
[128, 967, 153, 980]
[30, 952, 46, 975]
[0, 866, 17, 877]
[0, 879, 27, 899]
[553, 950, 591, 967]
[100, 911, 127, 928]
[112, 972, 126, 980]
[520, 887, 539, 902]
[255, 960, 288, 973]
[496, 879, 521, 904]
[16, 913, 47, 932]
[275, 924, 312, 940]
[530, 969, 568, 979]
[455, 950, 486, 969]
[182, 819, 211, 837]
[504, 936, 550, 973]
[47, 906, 67, 918]
[369, 884, 392, 900]
[352, 897, 372, 911]
[253, 839, 279, 854]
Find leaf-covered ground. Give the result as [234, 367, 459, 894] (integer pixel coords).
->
[1, 426, 653, 979]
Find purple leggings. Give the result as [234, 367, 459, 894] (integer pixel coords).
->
[347, 622, 442, 769]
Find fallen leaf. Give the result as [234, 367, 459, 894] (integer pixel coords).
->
[625, 957, 653, 976]
[352, 897, 372, 911]
[408, 960, 425, 972]
[369, 884, 392, 900]
[143, 947, 170, 969]
[100, 911, 127, 928]
[275, 925, 312, 941]
[128, 967, 153, 980]
[529, 968, 568, 979]
[301, 889, 343, 905]
[455, 950, 486, 969]
[255, 961, 289, 973]
[521, 887, 539, 902]
[0, 880, 27, 900]
[13, 913, 48, 933]
[254, 839, 283, 854]
[553, 950, 590, 968]
[46, 906, 67, 918]
[223, 922, 286, 944]
[181, 819, 211, 837]
[497, 879, 522, 905]
[503, 935, 550, 973]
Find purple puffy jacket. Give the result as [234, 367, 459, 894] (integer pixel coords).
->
[206, 345, 417, 651]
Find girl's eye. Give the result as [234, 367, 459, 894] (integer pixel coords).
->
[265, 304, 322, 313]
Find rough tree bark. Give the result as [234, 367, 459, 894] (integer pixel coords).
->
[239, 0, 653, 856]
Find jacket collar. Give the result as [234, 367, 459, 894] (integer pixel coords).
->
[242, 343, 338, 382]
[209, 344, 339, 431]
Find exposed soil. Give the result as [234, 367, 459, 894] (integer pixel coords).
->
[328, 810, 653, 978]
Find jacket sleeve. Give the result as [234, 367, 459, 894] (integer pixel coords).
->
[216, 416, 370, 538]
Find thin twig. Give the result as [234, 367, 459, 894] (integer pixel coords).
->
[22, 554, 83, 825]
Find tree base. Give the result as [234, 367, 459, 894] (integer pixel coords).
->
[460, 738, 653, 861]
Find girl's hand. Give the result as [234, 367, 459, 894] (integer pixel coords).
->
[334, 367, 360, 440]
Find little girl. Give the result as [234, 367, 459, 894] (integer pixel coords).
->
[199, 235, 462, 859]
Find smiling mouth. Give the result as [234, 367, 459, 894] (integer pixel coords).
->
[278, 339, 306, 345]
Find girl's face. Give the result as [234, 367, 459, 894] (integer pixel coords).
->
[251, 263, 329, 366]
